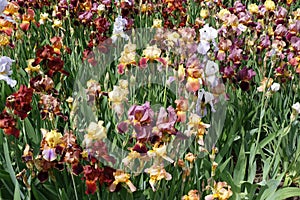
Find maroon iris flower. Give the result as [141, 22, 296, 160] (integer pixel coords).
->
[0, 110, 20, 138]
[237, 67, 256, 91]
[6, 85, 33, 120]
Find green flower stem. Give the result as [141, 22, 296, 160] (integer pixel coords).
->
[70, 165, 79, 200]
[250, 59, 274, 165]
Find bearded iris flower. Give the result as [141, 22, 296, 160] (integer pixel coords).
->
[175, 98, 188, 122]
[145, 165, 172, 191]
[109, 170, 136, 192]
[182, 190, 200, 200]
[82, 121, 107, 148]
[197, 24, 218, 55]
[292, 102, 300, 114]
[111, 16, 129, 43]
[257, 77, 273, 92]
[0, 110, 19, 137]
[197, 40, 210, 55]
[26, 59, 40, 74]
[270, 82, 280, 92]
[41, 129, 63, 161]
[196, 89, 216, 117]
[0, 0, 15, 24]
[0, 56, 16, 87]
[291, 102, 300, 121]
[139, 45, 167, 68]
[20, 8, 35, 31]
[82, 121, 115, 164]
[264, 0, 276, 11]
[205, 60, 219, 87]
[205, 182, 233, 200]
[39, 13, 50, 25]
[117, 43, 136, 74]
[187, 113, 210, 146]
[147, 143, 174, 163]
[108, 80, 129, 116]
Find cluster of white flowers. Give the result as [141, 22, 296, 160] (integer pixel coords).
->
[0, 56, 17, 87]
[111, 16, 129, 43]
[196, 24, 220, 117]
[197, 24, 218, 55]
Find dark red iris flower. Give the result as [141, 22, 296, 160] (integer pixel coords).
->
[83, 165, 101, 194]
[237, 67, 256, 91]
[0, 110, 20, 138]
[34, 45, 69, 76]
[98, 166, 115, 185]
[83, 165, 117, 194]
[6, 85, 33, 120]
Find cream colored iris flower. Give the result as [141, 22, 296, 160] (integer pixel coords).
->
[143, 45, 161, 60]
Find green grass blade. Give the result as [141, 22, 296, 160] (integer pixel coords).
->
[266, 187, 300, 200]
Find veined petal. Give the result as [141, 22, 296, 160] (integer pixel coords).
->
[42, 148, 57, 161]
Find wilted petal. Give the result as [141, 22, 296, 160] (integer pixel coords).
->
[109, 182, 117, 192]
